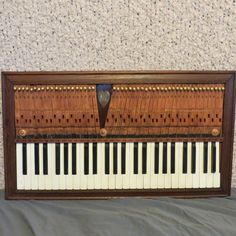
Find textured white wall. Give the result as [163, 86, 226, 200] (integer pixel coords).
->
[0, 0, 236, 189]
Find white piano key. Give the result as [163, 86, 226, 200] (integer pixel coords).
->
[59, 143, 65, 190]
[137, 142, 143, 189]
[186, 142, 193, 188]
[108, 143, 115, 189]
[38, 143, 45, 190]
[16, 144, 24, 190]
[51, 143, 59, 190]
[65, 143, 73, 190]
[158, 142, 164, 188]
[45, 144, 53, 190]
[206, 142, 213, 188]
[213, 142, 220, 188]
[94, 143, 101, 189]
[193, 142, 200, 188]
[200, 142, 206, 188]
[101, 143, 109, 189]
[129, 143, 137, 189]
[164, 142, 172, 189]
[178, 142, 186, 189]
[150, 143, 157, 189]
[115, 142, 122, 189]
[71, 143, 77, 190]
[73, 143, 80, 189]
[80, 143, 87, 190]
[144, 143, 151, 189]
[123, 143, 130, 189]
[31, 144, 38, 190]
[171, 143, 179, 189]
[24, 143, 32, 190]
[88, 143, 94, 189]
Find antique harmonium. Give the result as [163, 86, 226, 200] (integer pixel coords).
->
[2, 71, 235, 199]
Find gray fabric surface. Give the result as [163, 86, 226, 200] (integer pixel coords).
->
[0, 190, 236, 236]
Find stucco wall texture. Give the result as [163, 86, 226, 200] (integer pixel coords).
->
[0, 0, 236, 189]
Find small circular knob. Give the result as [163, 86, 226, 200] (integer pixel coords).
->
[100, 128, 107, 137]
[19, 129, 27, 137]
[211, 128, 220, 136]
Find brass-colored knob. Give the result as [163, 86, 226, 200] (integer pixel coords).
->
[19, 129, 27, 137]
[100, 128, 107, 137]
[211, 128, 220, 137]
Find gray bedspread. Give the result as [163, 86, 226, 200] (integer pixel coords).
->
[0, 190, 236, 236]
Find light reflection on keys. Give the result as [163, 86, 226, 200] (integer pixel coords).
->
[16, 142, 221, 190]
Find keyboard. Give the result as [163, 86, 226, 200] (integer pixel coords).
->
[17, 142, 220, 190]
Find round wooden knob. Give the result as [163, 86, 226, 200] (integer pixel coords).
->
[212, 128, 220, 136]
[100, 128, 107, 137]
[19, 129, 27, 137]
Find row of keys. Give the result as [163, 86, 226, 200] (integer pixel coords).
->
[16, 142, 220, 190]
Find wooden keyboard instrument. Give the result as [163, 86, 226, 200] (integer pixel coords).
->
[2, 71, 236, 199]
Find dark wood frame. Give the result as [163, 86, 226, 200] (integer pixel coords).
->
[2, 71, 236, 200]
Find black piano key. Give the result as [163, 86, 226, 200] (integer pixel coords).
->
[212, 142, 216, 173]
[43, 143, 48, 175]
[64, 143, 68, 175]
[55, 143, 60, 175]
[34, 143, 39, 175]
[22, 143, 27, 175]
[105, 143, 109, 174]
[204, 142, 208, 173]
[113, 143, 118, 174]
[72, 143, 76, 175]
[163, 142, 167, 174]
[134, 142, 138, 174]
[154, 143, 159, 174]
[171, 142, 175, 174]
[183, 142, 188, 174]
[142, 142, 147, 174]
[192, 142, 196, 173]
[84, 143, 89, 175]
[121, 142, 126, 174]
[93, 143, 97, 174]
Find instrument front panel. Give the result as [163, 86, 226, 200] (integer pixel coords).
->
[14, 84, 224, 141]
